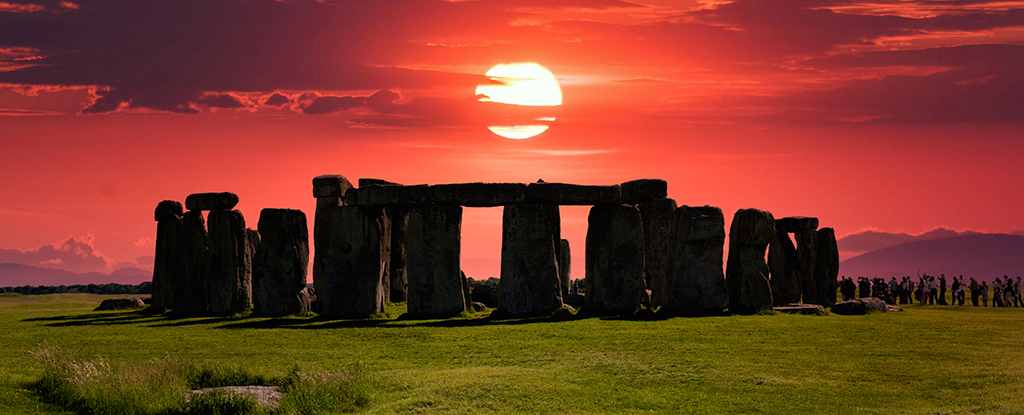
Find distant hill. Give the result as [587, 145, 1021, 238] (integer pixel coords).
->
[0, 263, 151, 287]
[839, 234, 1024, 281]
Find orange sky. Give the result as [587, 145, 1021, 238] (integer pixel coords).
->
[2, 0, 1024, 281]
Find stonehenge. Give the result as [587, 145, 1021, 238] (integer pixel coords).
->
[151, 177, 842, 319]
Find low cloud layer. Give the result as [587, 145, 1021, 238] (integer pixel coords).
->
[0, 235, 152, 273]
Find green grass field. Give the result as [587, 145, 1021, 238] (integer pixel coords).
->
[2, 293, 1024, 414]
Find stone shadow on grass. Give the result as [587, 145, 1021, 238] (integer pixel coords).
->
[23, 310, 165, 327]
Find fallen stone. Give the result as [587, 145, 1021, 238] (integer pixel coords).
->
[768, 231, 801, 306]
[470, 301, 487, 311]
[187, 386, 281, 410]
[815, 227, 839, 307]
[431, 183, 528, 207]
[205, 210, 251, 314]
[584, 204, 645, 315]
[640, 198, 677, 308]
[620, 179, 668, 205]
[321, 206, 389, 318]
[176, 211, 208, 313]
[499, 203, 562, 316]
[794, 230, 818, 305]
[886, 305, 904, 312]
[666, 205, 729, 315]
[563, 293, 585, 309]
[772, 303, 824, 315]
[345, 184, 431, 206]
[185, 192, 239, 211]
[774, 216, 819, 233]
[641, 289, 652, 308]
[312, 175, 354, 198]
[96, 297, 146, 311]
[726, 208, 775, 315]
[832, 297, 888, 315]
[154, 200, 183, 222]
[527, 182, 620, 205]
[558, 239, 571, 298]
[406, 204, 466, 316]
[471, 285, 499, 308]
[253, 209, 310, 316]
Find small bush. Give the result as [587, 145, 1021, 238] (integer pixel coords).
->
[0, 292, 23, 297]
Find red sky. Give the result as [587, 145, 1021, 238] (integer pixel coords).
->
[2, 0, 1024, 282]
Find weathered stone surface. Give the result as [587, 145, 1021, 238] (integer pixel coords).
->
[640, 198, 678, 308]
[461, 270, 472, 308]
[470, 301, 487, 311]
[431, 183, 528, 207]
[245, 228, 259, 265]
[96, 297, 146, 311]
[151, 211, 182, 311]
[312, 196, 340, 302]
[726, 208, 775, 314]
[774, 216, 819, 233]
[471, 285, 499, 308]
[768, 231, 801, 306]
[667, 205, 729, 314]
[832, 297, 888, 315]
[814, 227, 839, 307]
[345, 184, 431, 206]
[794, 230, 818, 305]
[205, 210, 251, 314]
[321, 206, 389, 318]
[185, 192, 239, 211]
[312, 175, 354, 198]
[773, 303, 825, 315]
[155, 200, 183, 222]
[358, 178, 400, 187]
[499, 204, 563, 316]
[584, 204, 645, 315]
[559, 239, 571, 298]
[563, 293, 584, 309]
[527, 183, 621, 205]
[886, 305, 904, 312]
[406, 204, 465, 316]
[176, 211, 208, 312]
[253, 209, 310, 316]
[621, 179, 668, 205]
[388, 207, 410, 302]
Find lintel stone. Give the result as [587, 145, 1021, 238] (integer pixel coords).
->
[621, 179, 668, 204]
[345, 184, 431, 206]
[432, 183, 528, 207]
[775, 216, 819, 233]
[527, 182, 620, 205]
[312, 175, 354, 198]
[186, 192, 239, 211]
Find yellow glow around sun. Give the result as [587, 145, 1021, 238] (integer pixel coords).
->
[476, 63, 562, 106]
[477, 63, 561, 139]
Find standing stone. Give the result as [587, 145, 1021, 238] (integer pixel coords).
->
[253, 209, 310, 316]
[152, 201, 183, 311]
[815, 227, 839, 306]
[461, 270, 472, 308]
[389, 207, 410, 302]
[406, 204, 465, 317]
[584, 204, 646, 315]
[768, 231, 801, 306]
[321, 206, 389, 318]
[726, 208, 775, 314]
[177, 210, 208, 313]
[640, 198, 678, 308]
[794, 230, 818, 305]
[667, 205, 729, 314]
[245, 228, 260, 263]
[206, 210, 252, 314]
[499, 204, 563, 316]
[313, 196, 340, 301]
[559, 239, 571, 298]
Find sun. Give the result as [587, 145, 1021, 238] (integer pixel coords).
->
[476, 63, 561, 139]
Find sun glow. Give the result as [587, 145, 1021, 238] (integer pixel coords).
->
[476, 62, 561, 139]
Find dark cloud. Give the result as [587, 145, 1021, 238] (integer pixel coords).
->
[196, 92, 249, 109]
[0, 235, 111, 273]
[262, 92, 291, 108]
[301, 95, 366, 115]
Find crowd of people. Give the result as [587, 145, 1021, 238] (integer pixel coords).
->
[838, 273, 1024, 307]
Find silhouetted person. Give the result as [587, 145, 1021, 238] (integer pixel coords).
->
[859, 277, 870, 298]
[993, 279, 1004, 308]
[938, 274, 947, 305]
[950, 276, 962, 306]
[969, 277, 979, 306]
[981, 282, 989, 307]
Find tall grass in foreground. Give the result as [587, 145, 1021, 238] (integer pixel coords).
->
[27, 341, 370, 415]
